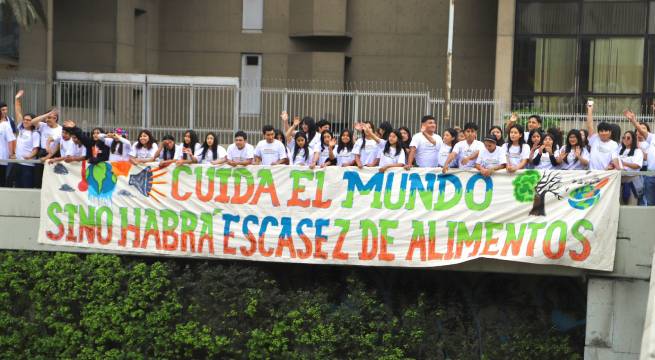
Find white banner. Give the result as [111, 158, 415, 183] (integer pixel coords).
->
[37, 162, 620, 270]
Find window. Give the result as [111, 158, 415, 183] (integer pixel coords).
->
[240, 54, 262, 115]
[242, 0, 263, 32]
[584, 38, 644, 94]
[513, 0, 653, 113]
[0, 5, 19, 60]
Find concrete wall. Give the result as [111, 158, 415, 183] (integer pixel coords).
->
[53, 0, 117, 73]
[45, 0, 498, 89]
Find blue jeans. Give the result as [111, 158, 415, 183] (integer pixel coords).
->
[14, 164, 34, 188]
[644, 176, 655, 206]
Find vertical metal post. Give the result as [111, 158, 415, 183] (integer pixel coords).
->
[353, 91, 360, 126]
[189, 84, 195, 130]
[143, 83, 149, 129]
[98, 81, 105, 127]
[444, 0, 455, 128]
[234, 84, 240, 132]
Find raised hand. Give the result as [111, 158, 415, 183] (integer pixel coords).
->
[328, 138, 337, 148]
[280, 111, 289, 123]
[623, 108, 636, 121]
[15, 90, 24, 99]
[354, 122, 363, 131]
[509, 112, 518, 123]
[63, 119, 76, 128]
[292, 115, 301, 127]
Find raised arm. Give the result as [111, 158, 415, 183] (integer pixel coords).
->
[14, 90, 24, 121]
[30, 108, 57, 127]
[285, 116, 300, 142]
[586, 102, 595, 137]
[504, 112, 518, 134]
[624, 109, 649, 140]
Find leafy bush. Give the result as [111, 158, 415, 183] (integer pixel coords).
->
[0, 251, 584, 359]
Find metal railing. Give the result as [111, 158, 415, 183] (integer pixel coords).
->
[1, 72, 655, 144]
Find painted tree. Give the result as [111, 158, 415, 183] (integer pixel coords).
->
[512, 170, 563, 216]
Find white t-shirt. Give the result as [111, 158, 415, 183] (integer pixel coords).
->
[159, 144, 183, 161]
[37, 122, 62, 152]
[176, 143, 203, 161]
[227, 143, 255, 162]
[60, 138, 86, 158]
[130, 142, 159, 160]
[316, 144, 333, 166]
[353, 138, 381, 166]
[101, 136, 132, 161]
[437, 144, 453, 167]
[0, 121, 16, 165]
[503, 143, 530, 167]
[533, 149, 560, 170]
[409, 132, 443, 167]
[254, 139, 288, 165]
[452, 140, 484, 169]
[194, 145, 227, 164]
[378, 146, 406, 167]
[615, 148, 644, 172]
[589, 134, 619, 170]
[15, 129, 40, 166]
[290, 147, 314, 166]
[475, 146, 507, 169]
[559, 147, 590, 170]
[647, 145, 655, 170]
[335, 146, 355, 166]
[638, 141, 650, 166]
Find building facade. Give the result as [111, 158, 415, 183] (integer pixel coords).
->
[2, 0, 653, 114]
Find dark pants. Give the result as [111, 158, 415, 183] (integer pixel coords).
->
[33, 163, 43, 189]
[14, 164, 34, 188]
[0, 164, 6, 187]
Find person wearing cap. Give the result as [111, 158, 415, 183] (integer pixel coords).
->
[475, 135, 507, 177]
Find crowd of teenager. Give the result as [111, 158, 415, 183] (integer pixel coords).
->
[1, 90, 654, 206]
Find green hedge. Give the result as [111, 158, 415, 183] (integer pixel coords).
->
[0, 251, 584, 359]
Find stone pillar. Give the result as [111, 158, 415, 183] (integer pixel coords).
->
[493, 0, 515, 120]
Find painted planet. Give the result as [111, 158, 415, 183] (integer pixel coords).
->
[568, 185, 600, 210]
[86, 162, 117, 199]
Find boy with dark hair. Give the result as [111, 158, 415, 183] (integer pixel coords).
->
[585, 102, 619, 170]
[227, 130, 255, 167]
[405, 115, 442, 169]
[254, 125, 288, 165]
[442, 121, 483, 173]
[475, 135, 507, 177]
[316, 119, 331, 134]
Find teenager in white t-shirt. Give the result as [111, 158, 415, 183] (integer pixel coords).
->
[314, 130, 336, 167]
[193, 132, 227, 165]
[0, 117, 16, 186]
[531, 133, 560, 170]
[332, 129, 356, 167]
[254, 125, 288, 165]
[288, 131, 317, 167]
[443, 122, 483, 173]
[155, 134, 182, 166]
[503, 124, 531, 173]
[375, 129, 406, 172]
[130, 129, 159, 164]
[405, 115, 443, 169]
[226, 131, 254, 167]
[48, 127, 86, 163]
[438, 128, 458, 168]
[558, 129, 590, 170]
[353, 121, 383, 168]
[28, 108, 61, 163]
[13, 117, 39, 188]
[475, 135, 507, 177]
[98, 129, 132, 162]
[585, 103, 619, 170]
[613, 130, 644, 205]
